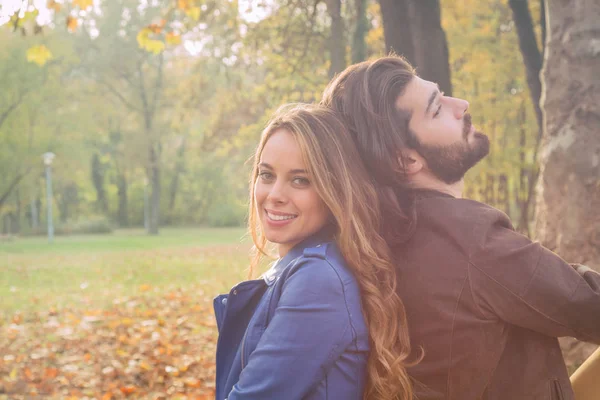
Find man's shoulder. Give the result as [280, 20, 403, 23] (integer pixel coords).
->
[414, 195, 517, 255]
[417, 194, 512, 227]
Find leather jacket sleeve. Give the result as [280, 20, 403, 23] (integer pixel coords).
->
[227, 257, 365, 399]
[469, 216, 600, 344]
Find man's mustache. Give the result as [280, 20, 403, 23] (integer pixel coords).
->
[463, 113, 472, 138]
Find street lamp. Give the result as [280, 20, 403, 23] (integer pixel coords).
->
[43, 152, 55, 243]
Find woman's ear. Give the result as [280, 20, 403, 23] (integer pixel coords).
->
[399, 149, 424, 175]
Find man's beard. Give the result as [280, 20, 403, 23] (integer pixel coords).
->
[413, 114, 490, 184]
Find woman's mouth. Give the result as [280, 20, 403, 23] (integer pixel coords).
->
[265, 210, 298, 222]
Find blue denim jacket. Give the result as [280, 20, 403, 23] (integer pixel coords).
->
[213, 235, 369, 399]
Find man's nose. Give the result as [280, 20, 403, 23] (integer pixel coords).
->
[450, 97, 469, 119]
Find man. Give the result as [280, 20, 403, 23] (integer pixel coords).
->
[321, 56, 600, 400]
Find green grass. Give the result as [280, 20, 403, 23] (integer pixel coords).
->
[0, 227, 247, 254]
[0, 228, 257, 317]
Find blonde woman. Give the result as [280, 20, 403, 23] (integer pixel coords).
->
[213, 104, 415, 400]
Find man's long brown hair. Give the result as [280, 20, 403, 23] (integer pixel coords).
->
[321, 56, 419, 247]
[248, 104, 415, 399]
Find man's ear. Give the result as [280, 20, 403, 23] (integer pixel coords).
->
[399, 149, 424, 175]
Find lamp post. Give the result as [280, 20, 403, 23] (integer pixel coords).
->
[43, 152, 55, 243]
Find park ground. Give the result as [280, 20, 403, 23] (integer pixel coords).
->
[0, 228, 252, 399]
[0, 228, 590, 399]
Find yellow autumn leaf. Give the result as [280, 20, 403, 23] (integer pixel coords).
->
[47, 0, 62, 12]
[66, 16, 78, 32]
[73, 0, 94, 10]
[177, 0, 191, 10]
[26, 45, 53, 66]
[137, 28, 166, 54]
[186, 6, 201, 21]
[166, 32, 182, 45]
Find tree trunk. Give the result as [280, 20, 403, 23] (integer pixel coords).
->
[378, 0, 415, 65]
[508, 0, 543, 132]
[535, 0, 600, 369]
[167, 137, 186, 224]
[326, 0, 346, 78]
[147, 144, 160, 235]
[91, 153, 108, 214]
[117, 172, 128, 227]
[352, 0, 368, 63]
[408, 0, 453, 95]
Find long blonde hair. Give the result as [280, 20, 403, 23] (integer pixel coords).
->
[248, 104, 416, 399]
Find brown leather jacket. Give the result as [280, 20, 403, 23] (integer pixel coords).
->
[395, 190, 600, 400]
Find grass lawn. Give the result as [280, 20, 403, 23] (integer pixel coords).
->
[0, 227, 252, 316]
[0, 227, 265, 398]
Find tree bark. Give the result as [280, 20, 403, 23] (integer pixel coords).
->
[147, 145, 160, 235]
[117, 172, 128, 227]
[378, 0, 415, 65]
[508, 0, 543, 132]
[409, 0, 453, 96]
[167, 136, 186, 224]
[0, 168, 30, 211]
[326, 0, 346, 78]
[535, 0, 600, 368]
[352, 0, 368, 63]
[91, 153, 109, 214]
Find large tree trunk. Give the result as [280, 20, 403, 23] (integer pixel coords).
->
[409, 0, 453, 96]
[351, 0, 368, 63]
[378, 0, 415, 65]
[326, 0, 346, 78]
[535, 0, 600, 370]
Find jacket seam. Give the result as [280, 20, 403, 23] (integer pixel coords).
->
[468, 260, 589, 338]
[321, 255, 359, 364]
[520, 244, 544, 296]
[445, 272, 469, 399]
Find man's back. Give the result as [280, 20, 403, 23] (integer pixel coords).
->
[396, 190, 600, 400]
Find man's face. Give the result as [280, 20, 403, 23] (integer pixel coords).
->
[396, 76, 490, 184]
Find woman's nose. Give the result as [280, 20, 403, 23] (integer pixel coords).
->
[267, 181, 287, 204]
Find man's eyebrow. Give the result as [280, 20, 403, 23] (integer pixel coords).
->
[425, 84, 441, 116]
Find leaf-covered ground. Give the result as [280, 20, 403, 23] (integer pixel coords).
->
[0, 229, 252, 399]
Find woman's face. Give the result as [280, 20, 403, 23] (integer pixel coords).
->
[254, 128, 330, 257]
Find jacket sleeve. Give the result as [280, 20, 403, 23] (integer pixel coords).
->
[227, 257, 364, 400]
[469, 216, 600, 344]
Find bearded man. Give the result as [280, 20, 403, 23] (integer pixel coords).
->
[321, 55, 600, 400]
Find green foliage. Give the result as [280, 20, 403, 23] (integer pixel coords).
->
[22, 216, 113, 236]
[207, 200, 247, 228]
[0, 0, 546, 237]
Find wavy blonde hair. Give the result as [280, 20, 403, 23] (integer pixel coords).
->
[248, 104, 417, 400]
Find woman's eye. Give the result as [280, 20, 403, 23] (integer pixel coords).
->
[433, 104, 442, 118]
[292, 177, 310, 186]
[258, 172, 274, 181]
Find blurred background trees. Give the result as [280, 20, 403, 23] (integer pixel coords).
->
[0, 0, 596, 245]
[1, 0, 598, 372]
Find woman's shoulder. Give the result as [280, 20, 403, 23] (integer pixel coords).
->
[283, 241, 361, 295]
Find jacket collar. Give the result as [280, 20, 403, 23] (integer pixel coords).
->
[412, 188, 456, 200]
[262, 228, 334, 286]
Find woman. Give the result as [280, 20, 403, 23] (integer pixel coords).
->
[214, 104, 415, 400]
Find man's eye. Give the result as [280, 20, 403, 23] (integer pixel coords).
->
[433, 104, 442, 118]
